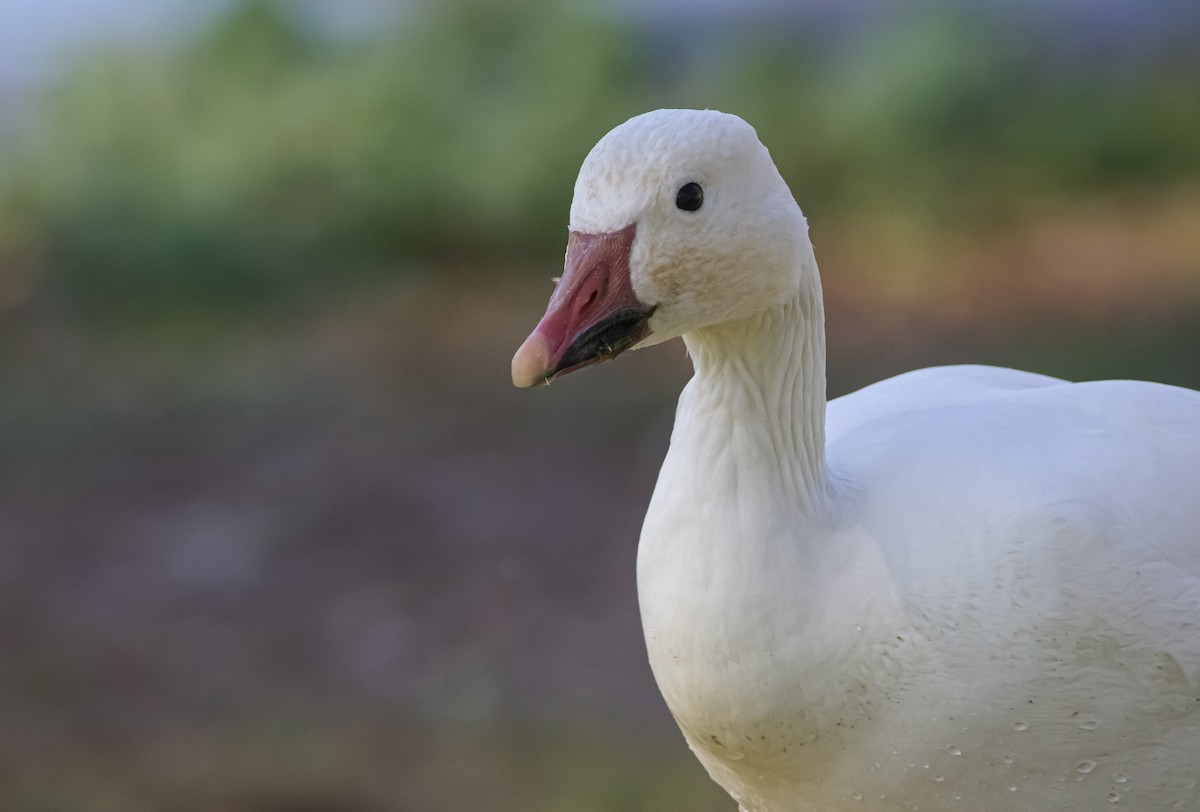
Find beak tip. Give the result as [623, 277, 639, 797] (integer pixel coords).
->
[511, 333, 552, 388]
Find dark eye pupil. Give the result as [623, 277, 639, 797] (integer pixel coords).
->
[676, 181, 703, 211]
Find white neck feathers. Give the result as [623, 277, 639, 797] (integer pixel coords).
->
[679, 279, 830, 517]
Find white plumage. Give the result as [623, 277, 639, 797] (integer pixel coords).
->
[514, 109, 1200, 811]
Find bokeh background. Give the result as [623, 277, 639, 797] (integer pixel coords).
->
[1, 0, 1199, 809]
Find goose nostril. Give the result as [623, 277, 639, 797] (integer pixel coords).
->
[579, 287, 600, 316]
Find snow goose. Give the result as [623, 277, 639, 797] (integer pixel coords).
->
[511, 109, 1200, 812]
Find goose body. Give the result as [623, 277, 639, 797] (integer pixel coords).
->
[512, 109, 1200, 811]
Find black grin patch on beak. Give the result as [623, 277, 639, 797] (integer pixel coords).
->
[551, 305, 657, 381]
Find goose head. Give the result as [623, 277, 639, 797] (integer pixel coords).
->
[512, 108, 812, 388]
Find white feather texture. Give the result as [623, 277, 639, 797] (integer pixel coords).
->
[569, 110, 1200, 811]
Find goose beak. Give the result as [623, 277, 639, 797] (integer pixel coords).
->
[512, 223, 655, 388]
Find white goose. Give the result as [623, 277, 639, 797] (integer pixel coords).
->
[511, 109, 1200, 812]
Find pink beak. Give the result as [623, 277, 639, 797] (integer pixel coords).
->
[512, 224, 655, 387]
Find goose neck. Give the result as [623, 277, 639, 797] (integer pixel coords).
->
[681, 288, 830, 513]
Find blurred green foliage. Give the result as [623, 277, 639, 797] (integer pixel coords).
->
[0, 0, 1198, 316]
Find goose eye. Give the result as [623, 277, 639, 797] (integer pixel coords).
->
[675, 181, 703, 212]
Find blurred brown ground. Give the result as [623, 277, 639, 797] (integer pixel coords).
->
[2, 190, 1199, 810]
